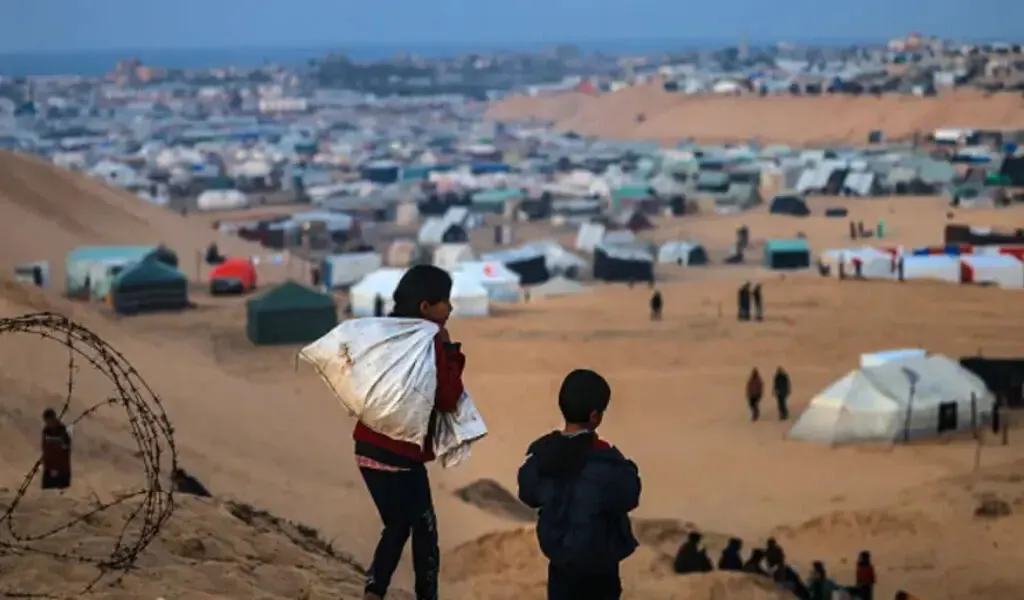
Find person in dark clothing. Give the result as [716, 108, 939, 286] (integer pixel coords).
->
[738, 282, 751, 321]
[849, 220, 858, 240]
[853, 550, 876, 600]
[751, 283, 763, 322]
[746, 368, 764, 421]
[773, 367, 791, 421]
[41, 408, 71, 490]
[649, 290, 663, 321]
[765, 537, 785, 570]
[807, 561, 840, 600]
[373, 293, 385, 317]
[172, 468, 212, 498]
[673, 531, 713, 574]
[717, 537, 744, 571]
[204, 242, 223, 265]
[743, 548, 769, 576]
[774, 560, 810, 600]
[518, 369, 641, 600]
[311, 266, 321, 288]
[353, 265, 467, 600]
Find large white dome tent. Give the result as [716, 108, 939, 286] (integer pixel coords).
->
[788, 354, 994, 445]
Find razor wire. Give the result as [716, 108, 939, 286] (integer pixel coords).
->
[0, 312, 177, 598]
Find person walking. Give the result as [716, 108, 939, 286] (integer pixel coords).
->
[773, 367, 791, 421]
[650, 290, 663, 321]
[746, 369, 764, 422]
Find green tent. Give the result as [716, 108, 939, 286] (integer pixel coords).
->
[763, 239, 811, 270]
[246, 280, 337, 345]
[110, 259, 189, 315]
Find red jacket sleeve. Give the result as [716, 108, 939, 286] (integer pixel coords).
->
[434, 336, 465, 413]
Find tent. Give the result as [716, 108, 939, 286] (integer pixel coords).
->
[110, 259, 189, 315]
[65, 245, 177, 298]
[481, 247, 550, 285]
[246, 280, 337, 345]
[788, 354, 994, 444]
[959, 254, 1024, 288]
[769, 195, 810, 216]
[349, 268, 405, 317]
[763, 239, 811, 270]
[526, 276, 591, 299]
[594, 244, 655, 282]
[209, 258, 257, 294]
[657, 241, 709, 266]
[901, 255, 959, 283]
[433, 243, 474, 271]
[450, 272, 490, 318]
[456, 262, 521, 302]
[321, 252, 384, 289]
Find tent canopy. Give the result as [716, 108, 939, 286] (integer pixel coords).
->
[788, 354, 994, 445]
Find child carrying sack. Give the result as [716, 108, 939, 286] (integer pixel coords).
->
[299, 317, 487, 466]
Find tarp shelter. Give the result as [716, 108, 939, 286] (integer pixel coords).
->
[321, 252, 384, 289]
[110, 259, 189, 315]
[246, 281, 337, 345]
[456, 262, 521, 302]
[769, 195, 810, 216]
[349, 268, 404, 317]
[480, 247, 551, 285]
[657, 241, 709, 266]
[594, 244, 655, 282]
[788, 354, 994, 444]
[959, 254, 1024, 288]
[763, 239, 811, 270]
[901, 255, 959, 283]
[450, 272, 490, 317]
[960, 356, 1024, 407]
[209, 258, 257, 294]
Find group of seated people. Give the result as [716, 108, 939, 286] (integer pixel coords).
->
[673, 531, 886, 600]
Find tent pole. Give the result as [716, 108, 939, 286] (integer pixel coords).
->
[903, 383, 915, 443]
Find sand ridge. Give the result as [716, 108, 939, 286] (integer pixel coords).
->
[1, 156, 1024, 597]
[486, 85, 1024, 144]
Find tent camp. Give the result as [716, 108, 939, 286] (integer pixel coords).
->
[349, 268, 404, 317]
[246, 280, 337, 345]
[594, 244, 655, 282]
[321, 252, 384, 289]
[450, 271, 490, 317]
[456, 261, 521, 302]
[788, 354, 994, 444]
[657, 241, 709, 266]
[110, 259, 189, 315]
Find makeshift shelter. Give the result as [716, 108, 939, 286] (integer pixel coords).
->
[769, 195, 810, 216]
[110, 259, 189, 315]
[321, 252, 384, 289]
[209, 258, 257, 294]
[245, 281, 337, 345]
[480, 247, 551, 285]
[594, 244, 655, 282]
[450, 272, 490, 318]
[456, 262, 521, 302]
[657, 241, 709, 266]
[901, 255, 959, 283]
[65, 245, 178, 299]
[763, 239, 811, 270]
[526, 276, 591, 299]
[349, 268, 404, 317]
[418, 217, 468, 245]
[788, 355, 994, 444]
[433, 243, 474, 271]
[960, 356, 1024, 407]
[959, 254, 1024, 288]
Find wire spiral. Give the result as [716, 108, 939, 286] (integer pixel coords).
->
[0, 312, 177, 598]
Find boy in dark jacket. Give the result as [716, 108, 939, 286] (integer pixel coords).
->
[517, 369, 641, 600]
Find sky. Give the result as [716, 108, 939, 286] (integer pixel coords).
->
[1, 0, 1019, 54]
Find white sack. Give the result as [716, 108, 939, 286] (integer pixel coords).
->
[299, 318, 439, 446]
[433, 392, 488, 468]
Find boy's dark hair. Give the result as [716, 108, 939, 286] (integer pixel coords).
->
[558, 369, 611, 424]
[390, 265, 452, 318]
[42, 408, 57, 420]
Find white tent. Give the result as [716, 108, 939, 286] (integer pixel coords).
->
[349, 268, 404, 317]
[456, 261, 521, 302]
[657, 241, 709, 265]
[788, 354, 994, 445]
[450, 272, 490, 318]
[433, 243, 474, 271]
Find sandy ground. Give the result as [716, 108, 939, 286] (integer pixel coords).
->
[487, 85, 1024, 145]
[2, 152, 1024, 598]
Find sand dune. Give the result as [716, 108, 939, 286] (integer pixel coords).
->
[2, 157, 1024, 598]
[487, 87, 1024, 144]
